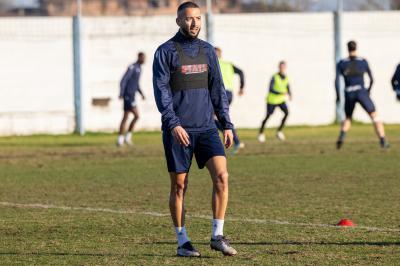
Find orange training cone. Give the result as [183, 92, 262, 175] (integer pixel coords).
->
[337, 219, 355, 227]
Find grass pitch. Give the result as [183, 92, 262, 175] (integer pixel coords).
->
[0, 125, 399, 265]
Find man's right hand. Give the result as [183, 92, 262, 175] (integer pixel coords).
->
[171, 126, 190, 147]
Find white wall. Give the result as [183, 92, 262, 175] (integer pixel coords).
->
[0, 17, 74, 135]
[0, 12, 399, 135]
[342, 12, 400, 123]
[214, 13, 336, 128]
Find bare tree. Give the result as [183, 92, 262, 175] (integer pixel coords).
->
[359, 0, 388, 10]
[240, 0, 297, 13]
[391, 0, 400, 9]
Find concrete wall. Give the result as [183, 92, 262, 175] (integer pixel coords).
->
[0, 12, 399, 135]
[0, 17, 74, 135]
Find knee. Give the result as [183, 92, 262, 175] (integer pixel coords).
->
[370, 112, 380, 123]
[172, 180, 187, 197]
[343, 118, 352, 125]
[133, 114, 140, 121]
[214, 171, 229, 193]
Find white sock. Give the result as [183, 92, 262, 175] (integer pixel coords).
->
[212, 219, 224, 238]
[125, 132, 132, 142]
[175, 226, 190, 247]
[117, 135, 124, 145]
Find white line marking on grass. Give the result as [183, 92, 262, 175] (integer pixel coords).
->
[1, 201, 399, 232]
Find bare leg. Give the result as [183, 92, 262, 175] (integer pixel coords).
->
[369, 112, 385, 138]
[341, 118, 352, 132]
[337, 118, 351, 149]
[205, 156, 229, 219]
[369, 112, 389, 148]
[170, 172, 200, 255]
[169, 172, 189, 227]
[128, 107, 140, 132]
[119, 111, 130, 135]
[206, 156, 237, 255]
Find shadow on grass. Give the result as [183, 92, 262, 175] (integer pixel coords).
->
[150, 241, 400, 247]
[0, 251, 213, 259]
[5, 241, 397, 258]
[231, 241, 400, 246]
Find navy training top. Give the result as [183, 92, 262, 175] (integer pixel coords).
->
[153, 31, 233, 133]
[335, 56, 373, 99]
[120, 62, 143, 101]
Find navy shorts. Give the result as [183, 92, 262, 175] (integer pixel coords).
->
[344, 89, 376, 118]
[162, 128, 226, 173]
[266, 102, 288, 115]
[123, 98, 137, 111]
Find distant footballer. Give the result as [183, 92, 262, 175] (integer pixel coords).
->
[335, 41, 389, 149]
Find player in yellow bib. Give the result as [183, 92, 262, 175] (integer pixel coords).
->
[215, 47, 245, 153]
[258, 61, 291, 142]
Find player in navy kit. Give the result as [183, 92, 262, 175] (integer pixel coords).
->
[117, 52, 146, 146]
[335, 41, 388, 149]
[153, 2, 237, 257]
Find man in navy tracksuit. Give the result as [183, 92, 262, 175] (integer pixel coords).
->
[153, 2, 237, 257]
[335, 41, 388, 149]
[391, 63, 400, 101]
[117, 52, 146, 146]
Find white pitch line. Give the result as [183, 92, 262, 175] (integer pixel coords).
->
[1, 201, 399, 232]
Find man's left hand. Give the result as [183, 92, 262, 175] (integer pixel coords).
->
[238, 89, 244, 96]
[223, 129, 234, 149]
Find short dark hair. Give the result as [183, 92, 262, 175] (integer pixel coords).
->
[138, 52, 145, 57]
[347, 40, 357, 52]
[177, 1, 200, 16]
[279, 60, 286, 66]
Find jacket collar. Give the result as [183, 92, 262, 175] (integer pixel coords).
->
[173, 30, 200, 44]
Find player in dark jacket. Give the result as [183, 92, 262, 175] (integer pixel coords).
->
[153, 2, 237, 257]
[117, 52, 146, 146]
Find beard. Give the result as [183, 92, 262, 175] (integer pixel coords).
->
[181, 27, 200, 39]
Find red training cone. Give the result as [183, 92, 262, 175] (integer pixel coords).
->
[337, 219, 355, 227]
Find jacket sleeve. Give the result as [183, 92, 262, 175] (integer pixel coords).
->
[137, 86, 144, 97]
[233, 65, 245, 89]
[365, 59, 374, 92]
[335, 62, 342, 101]
[208, 46, 233, 130]
[392, 64, 400, 91]
[120, 66, 134, 97]
[152, 47, 181, 131]
[269, 76, 280, 94]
